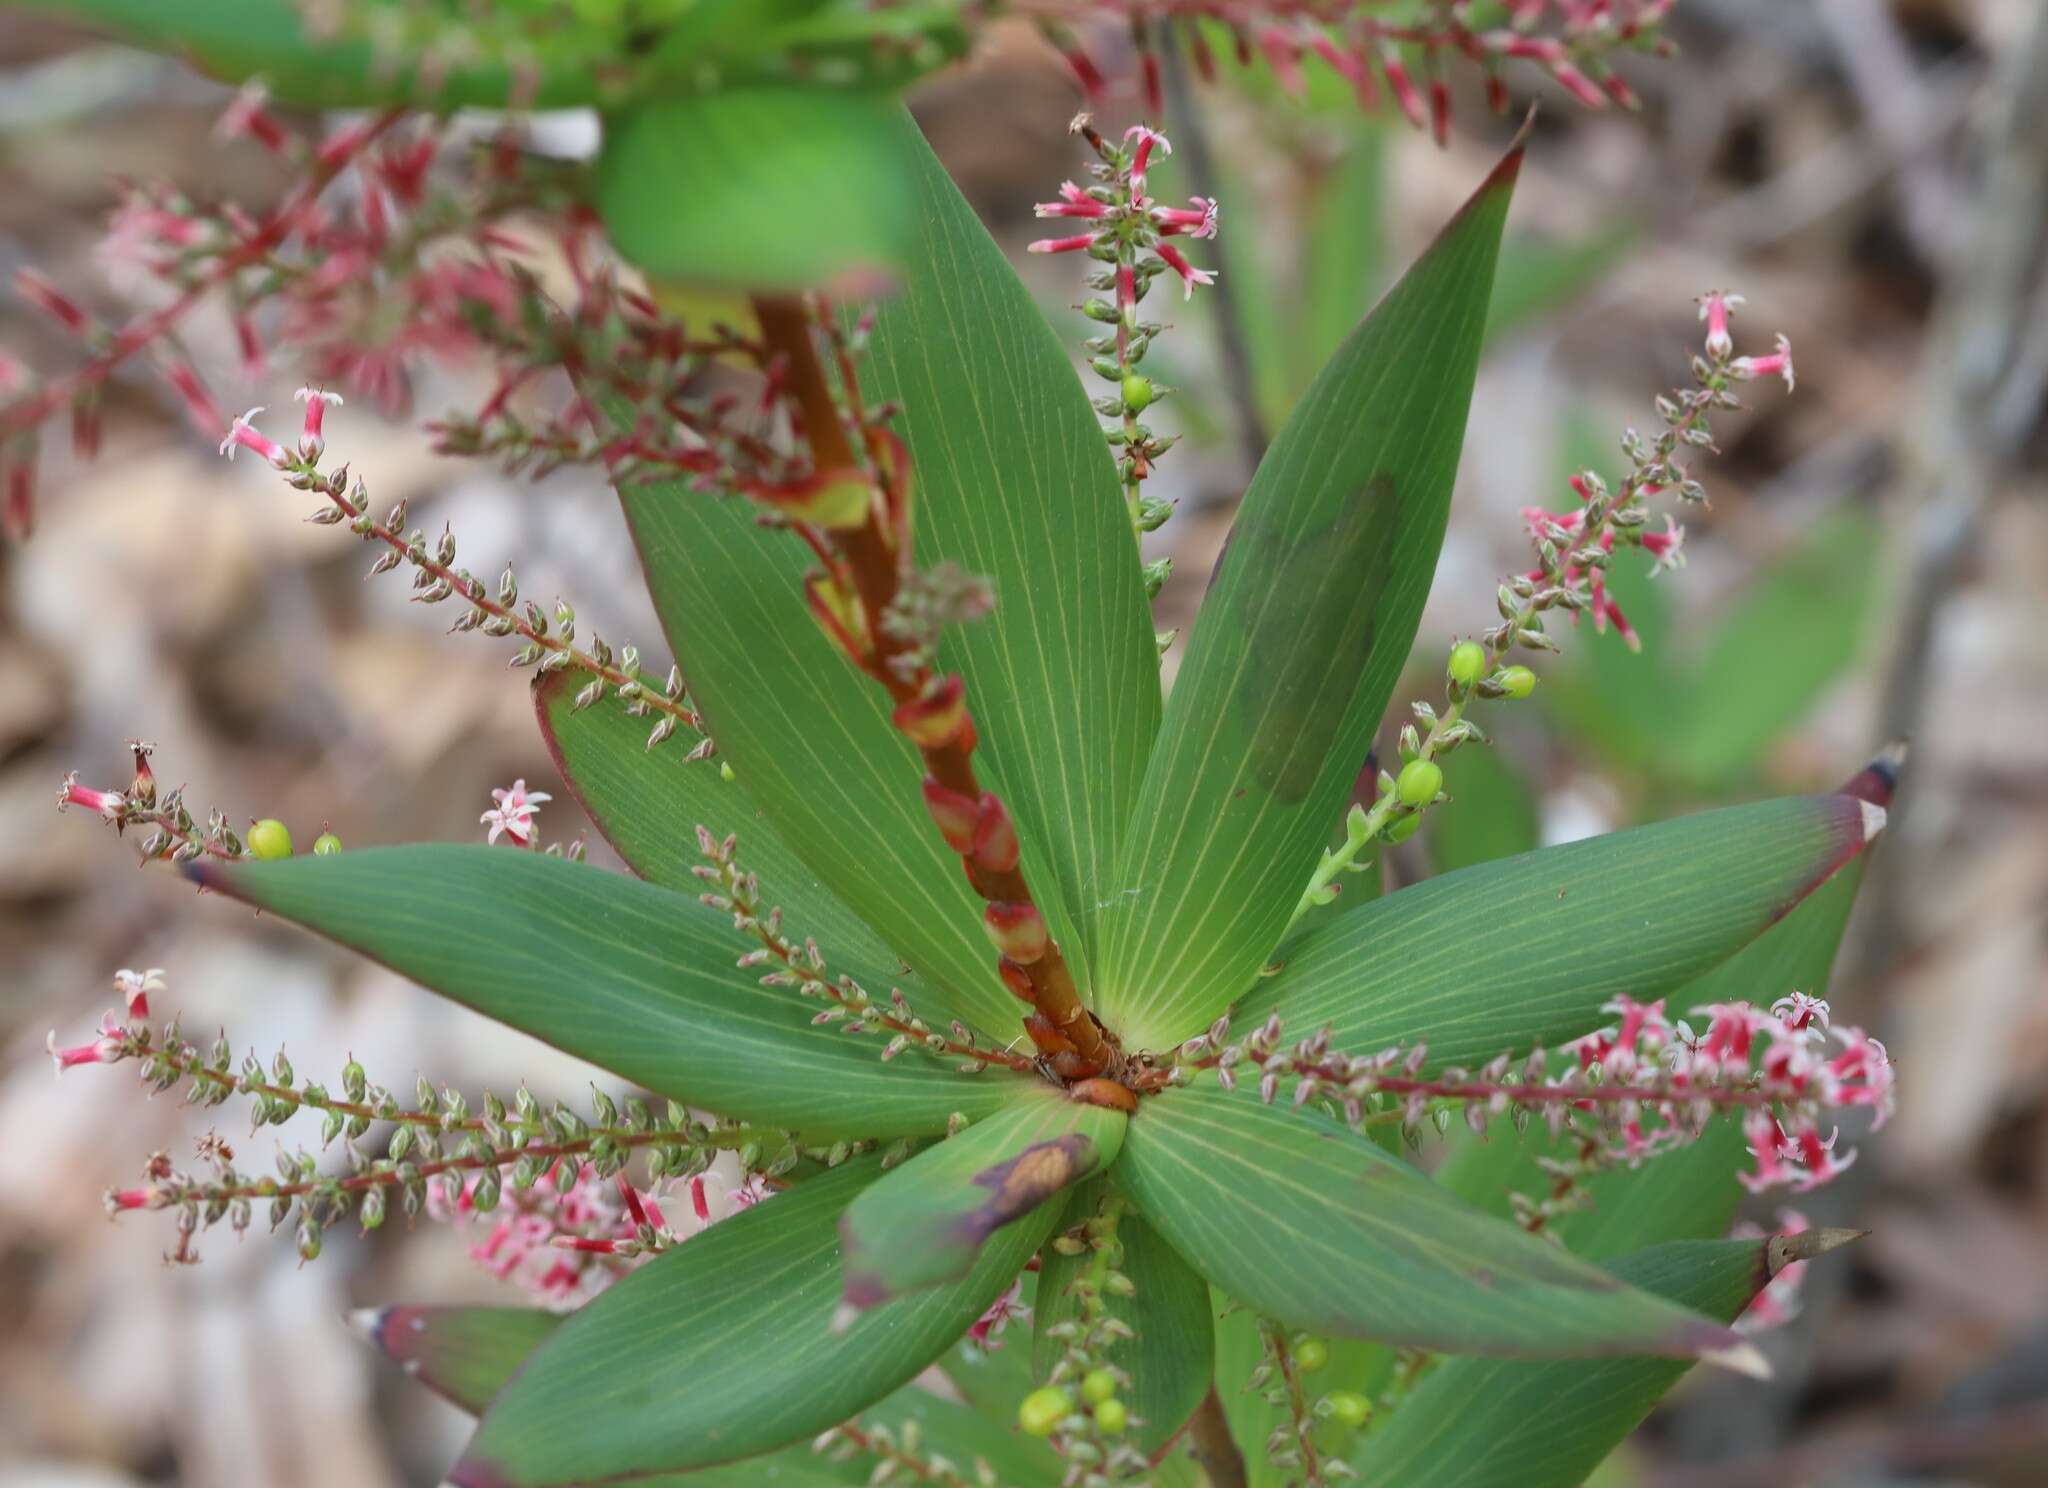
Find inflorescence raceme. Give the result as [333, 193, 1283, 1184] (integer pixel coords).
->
[1034, 117, 1218, 643]
[1162, 989, 1893, 1229]
[1293, 288, 1798, 923]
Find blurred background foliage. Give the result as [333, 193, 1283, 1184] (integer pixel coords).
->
[2, 2, 2046, 1485]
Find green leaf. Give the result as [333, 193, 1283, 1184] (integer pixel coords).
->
[1347, 1234, 1852, 1488]
[598, 89, 921, 293]
[1112, 1085, 1750, 1362]
[613, 490, 1016, 1043]
[356, 1302, 1048, 1487]
[452, 1152, 1056, 1487]
[21, 0, 959, 109]
[856, 113, 1162, 985]
[534, 669, 942, 1007]
[1093, 141, 1523, 1052]
[1032, 1181, 1215, 1455]
[1424, 742, 1540, 875]
[1237, 790, 1885, 1072]
[188, 847, 1030, 1138]
[356, 1305, 560, 1416]
[840, 1087, 1124, 1307]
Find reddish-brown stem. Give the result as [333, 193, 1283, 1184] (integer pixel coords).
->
[1182, 1387, 1250, 1488]
[0, 112, 406, 441]
[750, 295, 1117, 1076]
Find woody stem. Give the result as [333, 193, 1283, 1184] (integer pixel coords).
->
[750, 295, 1115, 1075]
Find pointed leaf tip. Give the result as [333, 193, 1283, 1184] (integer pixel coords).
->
[1701, 1338, 1774, 1380]
[1769, 1226, 1866, 1275]
[1840, 739, 1908, 808]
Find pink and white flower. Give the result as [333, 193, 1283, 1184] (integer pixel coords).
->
[1152, 196, 1220, 239]
[294, 386, 343, 459]
[1698, 290, 1745, 359]
[1640, 514, 1687, 575]
[1731, 333, 1796, 391]
[1123, 126, 1171, 199]
[48, 1012, 126, 1074]
[218, 407, 291, 467]
[481, 778, 551, 846]
[1155, 242, 1217, 301]
[56, 772, 126, 820]
[114, 967, 165, 1020]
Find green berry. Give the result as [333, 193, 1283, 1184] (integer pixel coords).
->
[312, 831, 342, 856]
[719, 761, 736, 783]
[1081, 1368, 1118, 1405]
[1018, 1386, 1072, 1437]
[1121, 373, 1154, 413]
[1387, 813, 1421, 844]
[1326, 1390, 1372, 1430]
[1094, 1397, 1129, 1435]
[247, 819, 293, 860]
[1499, 664, 1538, 699]
[1447, 640, 1487, 688]
[1395, 759, 1443, 809]
[1293, 1337, 1330, 1373]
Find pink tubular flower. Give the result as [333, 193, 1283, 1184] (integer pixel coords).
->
[1027, 232, 1097, 256]
[1698, 291, 1744, 359]
[1034, 182, 1109, 221]
[1255, 28, 1307, 96]
[164, 361, 226, 439]
[1640, 514, 1686, 574]
[1152, 196, 1219, 239]
[105, 1188, 154, 1215]
[114, 967, 165, 1021]
[1155, 242, 1217, 301]
[216, 83, 290, 154]
[1771, 990, 1830, 1033]
[218, 407, 291, 467]
[294, 386, 343, 459]
[1731, 334, 1796, 391]
[48, 1013, 125, 1074]
[1550, 62, 1610, 109]
[1379, 45, 1428, 132]
[967, 1279, 1030, 1349]
[481, 778, 551, 846]
[1123, 125, 1171, 199]
[57, 772, 126, 820]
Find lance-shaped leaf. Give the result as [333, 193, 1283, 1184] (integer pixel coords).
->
[356, 1306, 560, 1416]
[840, 1086, 1124, 1309]
[1348, 1232, 1860, 1488]
[1113, 1085, 1755, 1364]
[534, 670, 961, 1022]
[451, 1153, 1057, 1488]
[1237, 790, 1884, 1072]
[1033, 1181, 1216, 1455]
[22, 0, 959, 110]
[189, 848, 1029, 1139]
[858, 119, 1162, 985]
[599, 89, 923, 294]
[358, 1302, 1043, 1487]
[1093, 140, 1522, 1052]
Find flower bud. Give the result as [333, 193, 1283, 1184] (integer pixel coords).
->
[1082, 1368, 1119, 1404]
[1094, 1397, 1128, 1434]
[1325, 1389, 1371, 1429]
[983, 901, 1049, 963]
[1386, 813, 1421, 845]
[1395, 759, 1442, 808]
[313, 831, 342, 856]
[1499, 665, 1538, 699]
[1447, 641, 1486, 688]
[1018, 1385, 1073, 1437]
[1121, 373, 1154, 412]
[1294, 1337, 1330, 1372]
[247, 818, 293, 859]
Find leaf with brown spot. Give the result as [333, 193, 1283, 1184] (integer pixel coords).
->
[839, 1086, 1126, 1310]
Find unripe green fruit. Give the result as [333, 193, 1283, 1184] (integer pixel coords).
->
[1018, 1385, 1072, 1437]
[248, 819, 293, 860]
[1294, 1337, 1330, 1372]
[312, 831, 342, 856]
[1094, 1397, 1129, 1435]
[1387, 813, 1421, 845]
[1447, 640, 1486, 688]
[1500, 664, 1538, 699]
[1082, 1368, 1118, 1404]
[1395, 759, 1442, 808]
[1326, 1390, 1372, 1429]
[1122, 373, 1154, 413]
